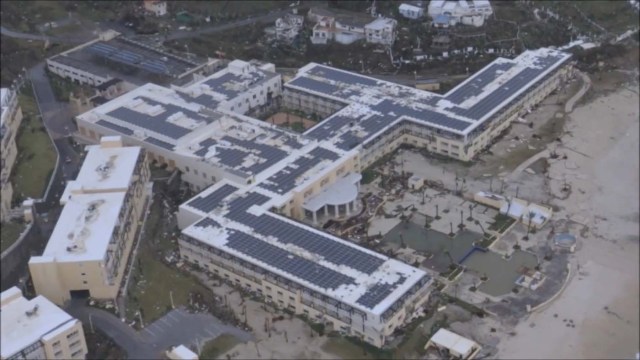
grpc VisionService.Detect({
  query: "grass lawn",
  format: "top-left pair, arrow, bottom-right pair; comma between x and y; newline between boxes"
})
322,338 -> 379,360
125,194 -> 213,325
46,72 -> 93,102
0,221 -> 27,253
488,213 -> 516,234
11,84 -> 56,202
200,334 -> 239,359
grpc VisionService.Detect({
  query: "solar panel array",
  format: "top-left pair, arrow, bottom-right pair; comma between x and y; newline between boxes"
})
335,132 -> 362,150
307,65 -> 378,87
288,76 -> 340,96
107,106 -> 192,139
195,217 -> 221,228
373,99 -> 471,131
248,214 -> 385,274
308,147 -> 340,161
225,230 -> 356,290
451,68 -> 540,120
219,136 -> 288,174
145,137 -> 174,150
96,120 -> 134,135
216,147 -> 250,168
356,275 -> 407,309
259,147 -> 338,194
187,184 -> 239,212
306,115 -> 357,140
141,97 -> 213,124
86,38 -> 202,77
445,62 -> 515,104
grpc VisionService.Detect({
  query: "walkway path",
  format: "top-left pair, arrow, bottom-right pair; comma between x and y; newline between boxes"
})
66,303 -> 253,359
564,71 -> 591,114
0,26 -> 88,44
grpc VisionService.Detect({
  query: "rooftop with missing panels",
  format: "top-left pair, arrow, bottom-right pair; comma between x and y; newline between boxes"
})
1,287 -> 77,359
288,48 -> 571,148
35,191 -> 127,263
181,184 -> 429,316
33,137 -> 142,263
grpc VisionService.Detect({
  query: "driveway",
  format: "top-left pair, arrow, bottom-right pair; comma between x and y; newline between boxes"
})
165,9 -> 291,41
0,26 -> 89,44
66,304 -> 253,359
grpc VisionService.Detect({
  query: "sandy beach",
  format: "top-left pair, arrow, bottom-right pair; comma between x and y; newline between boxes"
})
497,86 -> 640,359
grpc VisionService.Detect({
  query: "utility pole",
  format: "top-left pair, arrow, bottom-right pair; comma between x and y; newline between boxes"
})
170,291 -> 175,309
138,309 -> 144,328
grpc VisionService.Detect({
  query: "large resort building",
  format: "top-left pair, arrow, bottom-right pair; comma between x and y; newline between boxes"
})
28,137 -> 150,306
1,88 -> 23,222
73,49 -> 571,347
1,287 -> 87,360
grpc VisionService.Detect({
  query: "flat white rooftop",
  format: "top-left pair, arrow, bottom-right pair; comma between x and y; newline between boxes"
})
72,141 -> 141,192
39,191 -> 126,262
1,287 -> 76,359
182,187 -> 429,317
429,328 -> 479,357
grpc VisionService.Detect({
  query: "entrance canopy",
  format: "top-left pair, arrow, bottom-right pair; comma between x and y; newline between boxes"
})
303,173 -> 361,212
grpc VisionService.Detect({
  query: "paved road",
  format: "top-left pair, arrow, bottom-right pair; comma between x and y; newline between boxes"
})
66,304 -> 253,359
0,26 -> 89,44
165,9 -> 291,41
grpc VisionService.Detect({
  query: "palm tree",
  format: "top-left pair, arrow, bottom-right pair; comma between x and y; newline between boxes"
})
524,211 -> 536,240
459,210 -> 465,229
449,222 -> 454,237
475,220 -> 486,235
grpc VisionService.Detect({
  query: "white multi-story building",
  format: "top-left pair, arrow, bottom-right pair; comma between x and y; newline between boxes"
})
1,88 -> 23,222
143,0 -> 167,17
428,0 -> 493,27
399,3 -> 426,19
275,14 -> 304,43
309,8 -> 396,46
28,136 -> 150,306
365,18 -> 398,46
1,287 -> 88,360
72,48 -> 571,347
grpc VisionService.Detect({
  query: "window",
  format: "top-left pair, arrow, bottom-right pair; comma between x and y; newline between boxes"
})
66,330 -> 79,340
70,340 -> 81,348
194,169 -> 199,175
277,291 -> 283,296
202,172 -> 206,178
52,341 -> 61,347
54,350 -> 63,358
289,296 -> 295,301
82,281 -> 88,284
71,349 -> 83,358
185,166 -> 190,173
266,286 -> 272,291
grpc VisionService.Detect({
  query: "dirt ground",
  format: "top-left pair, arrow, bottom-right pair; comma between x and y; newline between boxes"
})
191,272 -> 339,360
265,112 -> 316,130
496,80 -> 639,359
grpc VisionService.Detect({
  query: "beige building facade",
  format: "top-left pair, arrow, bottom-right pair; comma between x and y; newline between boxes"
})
1,88 -> 24,221
1,287 -> 87,360
28,136 -> 150,305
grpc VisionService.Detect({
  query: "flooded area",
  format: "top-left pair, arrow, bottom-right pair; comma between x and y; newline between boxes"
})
383,221 -> 481,273
383,218 -> 538,297
463,250 -> 538,297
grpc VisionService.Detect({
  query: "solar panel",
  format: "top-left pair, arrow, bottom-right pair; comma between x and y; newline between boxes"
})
225,230 -> 356,290
307,65 -> 377,87
247,213 -> 385,274
96,120 -> 133,135
145,137 -> 174,150
356,275 -> 407,309
195,217 -> 221,228
187,184 -> 239,212
288,76 -> 340,96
